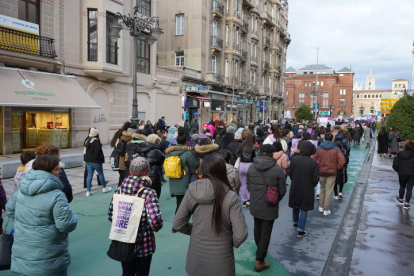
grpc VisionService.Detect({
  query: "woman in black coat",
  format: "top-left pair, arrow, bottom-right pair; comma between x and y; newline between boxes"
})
288,141 -> 319,237
377,127 -> 389,158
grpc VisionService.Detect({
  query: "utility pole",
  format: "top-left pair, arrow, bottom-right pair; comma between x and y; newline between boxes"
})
314,47 -> 320,121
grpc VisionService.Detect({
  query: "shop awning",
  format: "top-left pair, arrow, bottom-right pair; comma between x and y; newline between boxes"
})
0,67 -> 100,108
187,93 -> 211,101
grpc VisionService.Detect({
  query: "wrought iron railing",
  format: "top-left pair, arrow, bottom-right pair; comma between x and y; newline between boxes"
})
212,1 -> 224,16
212,73 -> 225,83
233,42 -> 241,53
0,26 -> 56,58
211,35 -> 223,50
241,20 -> 249,32
241,50 -> 248,60
262,36 -> 270,47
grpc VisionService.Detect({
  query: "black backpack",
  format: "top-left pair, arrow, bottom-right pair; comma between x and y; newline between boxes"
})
110,141 -> 128,171
124,143 -> 146,168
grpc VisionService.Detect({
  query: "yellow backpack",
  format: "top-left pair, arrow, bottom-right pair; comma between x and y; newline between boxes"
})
164,155 -> 186,179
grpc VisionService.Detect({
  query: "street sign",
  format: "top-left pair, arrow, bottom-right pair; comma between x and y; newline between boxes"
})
313,103 -> 319,110
319,111 -> 329,115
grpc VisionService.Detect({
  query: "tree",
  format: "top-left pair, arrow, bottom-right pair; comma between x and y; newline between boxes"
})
295,104 -> 314,122
386,95 -> 414,140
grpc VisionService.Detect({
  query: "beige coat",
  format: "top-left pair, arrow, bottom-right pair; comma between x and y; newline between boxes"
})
173,179 -> 248,276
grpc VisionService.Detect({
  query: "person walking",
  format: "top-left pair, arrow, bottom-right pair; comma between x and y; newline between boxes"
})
191,118 -> 199,132
377,127 -> 389,158
111,122 -> 133,186
389,126 -> 400,158
6,155 -> 78,276
363,124 -> 372,148
84,127 -> 112,196
144,120 -> 154,135
263,124 -> 288,152
333,141 -> 349,200
165,133 -> 199,218
157,116 -> 166,132
312,133 -> 346,216
353,123 -> 364,147
173,154 -> 248,276
273,141 -> 290,176
393,140 -> 414,209
108,157 -> 163,276
238,132 -> 259,207
219,125 -> 235,150
247,144 -> 286,272
288,141 -> 319,237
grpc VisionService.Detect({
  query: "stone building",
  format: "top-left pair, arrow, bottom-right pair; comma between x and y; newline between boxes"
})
285,65 -> 354,118
157,0 -> 291,125
352,90 -> 390,117
0,0 -> 180,154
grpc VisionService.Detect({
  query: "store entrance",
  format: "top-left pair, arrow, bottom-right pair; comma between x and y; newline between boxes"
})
11,107 -> 71,153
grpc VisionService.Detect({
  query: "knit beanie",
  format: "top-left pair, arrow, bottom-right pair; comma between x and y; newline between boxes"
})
89,127 -> 99,137
129,157 -> 150,176
226,126 -> 235,133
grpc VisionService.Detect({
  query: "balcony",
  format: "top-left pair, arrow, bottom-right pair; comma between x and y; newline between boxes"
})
211,35 -> 223,52
241,50 -> 248,61
262,36 -> 270,48
260,11 -> 276,26
232,43 -> 241,54
0,26 -> 56,58
242,0 -> 255,9
211,1 -> 224,19
251,30 -> 259,41
262,61 -> 270,71
206,72 -> 225,85
241,20 -> 249,33
233,10 -> 242,22
250,56 -> 258,66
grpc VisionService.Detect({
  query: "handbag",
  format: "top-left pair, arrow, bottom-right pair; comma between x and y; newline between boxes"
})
0,218 -> 13,271
259,172 -> 279,206
107,187 -> 147,262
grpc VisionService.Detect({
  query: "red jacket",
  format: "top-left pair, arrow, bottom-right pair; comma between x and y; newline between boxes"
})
312,141 -> 346,176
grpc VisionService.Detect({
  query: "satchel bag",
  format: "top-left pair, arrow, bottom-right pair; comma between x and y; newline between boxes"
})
259,172 -> 279,206
0,218 -> 13,271
107,187 -> 146,262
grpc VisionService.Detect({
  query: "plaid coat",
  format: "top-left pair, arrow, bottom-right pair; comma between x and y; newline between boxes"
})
108,175 -> 163,257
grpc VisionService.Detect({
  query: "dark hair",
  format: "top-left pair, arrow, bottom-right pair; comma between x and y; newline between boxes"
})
36,145 -> 60,156
20,151 -> 36,166
256,128 -> 264,137
110,129 -> 123,148
271,124 -> 282,139
32,154 -> 60,173
334,141 -> 342,149
220,149 -> 232,163
240,134 -> 255,154
282,129 -> 290,136
273,141 -> 283,152
302,132 -> 311,141
177,134 -> 187,145
129,123 -> 138,129
404,140 -> 414,151
325,133 -> 333,141
122,121 -> 131,131
200,154 -> 232,236
199,138 -> 211,146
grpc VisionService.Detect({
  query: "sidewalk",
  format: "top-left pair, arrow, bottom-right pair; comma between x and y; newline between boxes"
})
349,151 -> 414,275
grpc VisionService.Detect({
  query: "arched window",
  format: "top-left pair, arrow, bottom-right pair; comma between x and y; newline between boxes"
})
364,95 -> 367,98
368,95 -> 371,98
357,95 -> 359,98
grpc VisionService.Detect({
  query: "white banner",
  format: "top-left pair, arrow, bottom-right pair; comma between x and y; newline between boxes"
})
0,14 -> 39,35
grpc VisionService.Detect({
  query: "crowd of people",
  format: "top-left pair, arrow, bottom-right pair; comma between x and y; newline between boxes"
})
0,115 -> 412,276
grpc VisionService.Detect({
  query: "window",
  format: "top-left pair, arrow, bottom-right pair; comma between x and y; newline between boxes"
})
299,99 -> 305,104
340,99 -> 345,107
321,81 -> 324,86
212,20 -> 218,37
299,93 -> 305,98
176,14 -> 184,35
322,99 -> 329,108
136,0 -> 151,17
106,12 -> 118,64
88,9 -> 98,61
225,59 -> 229,78
234,61 -> 238,78
364,95 -> 367,98
226,0 -> 230,12
357,95 -> 359,98
304,72 -> 307,74
395,84 -> 397,88
18,0 -> 40,24
137,35 -> 150,74
175,51 -> 184,66
339,89 -> 346,95
305,81 -> 308,87
368,95 -> 371,98
312,81 -> 315,87
212,55 -> 217,73
323,93 -> 329,98
225,25 -> 230,46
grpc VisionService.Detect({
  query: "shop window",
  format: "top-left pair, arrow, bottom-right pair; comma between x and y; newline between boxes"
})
18,0 -> 40,24
137,35 -> 150,74
136,0 -> 151,17
106,12 -> 118,64
88,9 -> 98,61
11,109 -> 71,152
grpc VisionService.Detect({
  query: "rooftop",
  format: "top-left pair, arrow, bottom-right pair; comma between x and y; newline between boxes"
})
299,64 -> 332,70
393,78 -> 408,81
286,67 -> 296,73
337,67 -> 354,73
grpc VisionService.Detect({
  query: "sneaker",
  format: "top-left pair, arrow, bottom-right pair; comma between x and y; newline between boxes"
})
86,191 -> 92,197
339,193 -> 343,199
318,207 -> 324,213
403,203 -> 411,210
254,260 -> 270,272
293,223 -> 298,228
323,210 -> 331,216
297,231 -> 307,238
333,196 -> 339,200
316,194 -> 319,200
245,200 -> 250,207
102,187 -> 112,193
396,197 -> 404,205
243,201 -> 247,208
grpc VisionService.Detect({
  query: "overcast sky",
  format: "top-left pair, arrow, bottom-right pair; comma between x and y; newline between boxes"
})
286,0 -> 414,90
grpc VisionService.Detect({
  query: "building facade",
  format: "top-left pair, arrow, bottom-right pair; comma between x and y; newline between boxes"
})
352,90 -> 391,117
0,0 -> 180,154
157,0 -> 291,125
285,65 -> 354,119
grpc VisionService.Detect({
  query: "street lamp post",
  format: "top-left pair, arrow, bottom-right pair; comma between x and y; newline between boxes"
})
109,7 -> 164,124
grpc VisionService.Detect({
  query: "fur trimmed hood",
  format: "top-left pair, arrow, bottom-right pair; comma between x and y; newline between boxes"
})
132,133 -> 147,141
121,131 -> 133,142
165,145 -> 190,154
195,143 -> 219,154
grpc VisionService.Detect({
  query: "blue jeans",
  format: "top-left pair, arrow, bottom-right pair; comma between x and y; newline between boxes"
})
86,162 -> 107,191
292,209 -> 308,232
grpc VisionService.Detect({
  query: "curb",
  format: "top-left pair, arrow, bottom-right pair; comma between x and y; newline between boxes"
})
321,142 -> 375,276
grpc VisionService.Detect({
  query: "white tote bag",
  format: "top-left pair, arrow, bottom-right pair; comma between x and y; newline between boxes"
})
109,187 -> 146,243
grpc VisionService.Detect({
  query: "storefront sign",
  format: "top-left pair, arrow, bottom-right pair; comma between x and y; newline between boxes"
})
237,99 -> 245,104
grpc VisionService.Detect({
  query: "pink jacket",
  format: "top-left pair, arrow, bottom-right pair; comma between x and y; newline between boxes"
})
206,124 -> 215,136
273,151 -> 290,175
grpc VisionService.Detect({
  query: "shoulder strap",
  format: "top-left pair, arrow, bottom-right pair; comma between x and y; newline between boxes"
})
135,187 -> 146,198
191,202 -> 200,214
259,172 -> 269,188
